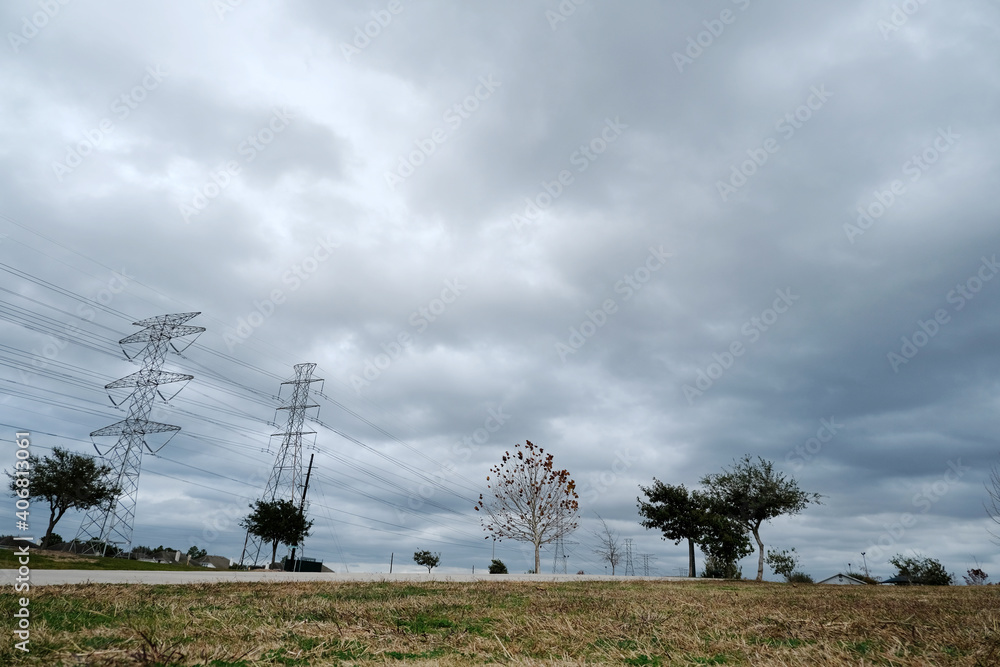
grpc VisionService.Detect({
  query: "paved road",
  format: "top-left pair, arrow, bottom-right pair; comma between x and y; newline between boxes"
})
1,569 -> 685,586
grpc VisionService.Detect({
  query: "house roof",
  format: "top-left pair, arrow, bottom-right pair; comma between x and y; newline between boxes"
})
817,573 -> 868,585
193,555 -> 232,569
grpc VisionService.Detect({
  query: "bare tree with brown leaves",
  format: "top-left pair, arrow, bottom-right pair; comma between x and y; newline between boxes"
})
475,440 -> 579,574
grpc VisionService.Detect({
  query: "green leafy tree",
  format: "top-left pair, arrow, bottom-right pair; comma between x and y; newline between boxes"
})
413,550 -> 440,573
765,547 -> 799,581
701,455 -> 822,581
475,440 -> 579,575
488,559 -> 508,574
637,482 -> 706,577
7,447 -> 121,548
698,498 -> 754,572
638,481 -> 752,577
187,545 -> 207,559
240,499 -> 313,567
889,553 -> 953,585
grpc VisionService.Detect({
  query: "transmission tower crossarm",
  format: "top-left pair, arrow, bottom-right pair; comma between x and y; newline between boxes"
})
105,371 -> 193,389
90,420 -> 181,437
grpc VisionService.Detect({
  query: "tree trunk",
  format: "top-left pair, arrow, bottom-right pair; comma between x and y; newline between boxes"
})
43,505 -> 64,549
534,539 -> 541,574
271,540 -> 279,569
753,528 -> 764,581
688,538 -> 696,577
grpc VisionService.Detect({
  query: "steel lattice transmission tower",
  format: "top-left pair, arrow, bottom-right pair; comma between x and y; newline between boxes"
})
551,516 -> 576,574
623,538 -> 635,576
240,363 -> 322,568
75,312 -> 204,556
552,536 -> 567,574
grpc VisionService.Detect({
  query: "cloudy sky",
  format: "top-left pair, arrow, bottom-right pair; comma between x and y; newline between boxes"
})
2,0 -> 999,580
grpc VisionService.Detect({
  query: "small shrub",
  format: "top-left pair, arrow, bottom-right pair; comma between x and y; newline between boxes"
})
765,548 -> 799,580
42,533 -> 64,548
889,553 -> 953,586
787,571 -> 813,584
964,568 -> 989,586
702,555 -> 741,579
488,559 -> 508,574
845,571 -> 879,585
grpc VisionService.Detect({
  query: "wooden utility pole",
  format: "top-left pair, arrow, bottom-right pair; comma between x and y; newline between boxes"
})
289,453 -> 315,571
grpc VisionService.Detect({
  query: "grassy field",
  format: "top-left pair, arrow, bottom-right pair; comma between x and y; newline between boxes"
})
0,547 -> 208,571
1,579 -> 997,666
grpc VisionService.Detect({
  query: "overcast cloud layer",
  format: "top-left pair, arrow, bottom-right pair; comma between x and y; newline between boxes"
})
2,0 -> 999,580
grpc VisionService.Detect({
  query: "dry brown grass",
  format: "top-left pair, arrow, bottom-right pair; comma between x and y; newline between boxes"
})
2,579 -> 997,665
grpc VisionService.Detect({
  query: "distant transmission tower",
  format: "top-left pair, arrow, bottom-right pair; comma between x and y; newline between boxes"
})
552,537 -> 566,573
623,538 -> 635,576
640,553 -> 656,577
551,516 -> 577,573
240,363 -> 322,568
75,312 -> 204,556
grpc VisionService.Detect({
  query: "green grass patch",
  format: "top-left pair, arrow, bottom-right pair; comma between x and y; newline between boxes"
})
460,617 -> 494,637
594,638 -> 642,651
384,647 -> 449,660
0,547 -> 206,570
33,598 -> 122,632
321,640 -> 368,661
79,635 -> 131,650
260,647 -> 310,665
395,612 -> 455,633
845,639 -> 876,656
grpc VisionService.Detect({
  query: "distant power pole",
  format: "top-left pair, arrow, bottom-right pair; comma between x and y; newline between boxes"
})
240,363 -> 322,568
624,538 -> 635,576
75,312 -> 204,557
287,452 -> 315,571
640,553 -> 656,577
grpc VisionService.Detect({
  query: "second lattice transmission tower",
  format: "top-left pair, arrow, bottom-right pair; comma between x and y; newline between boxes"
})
240,363 -> 322,567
